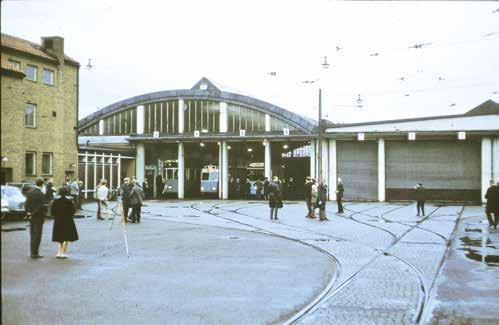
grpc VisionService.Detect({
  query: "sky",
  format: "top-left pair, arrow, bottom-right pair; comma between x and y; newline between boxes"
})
2,0 -> 499,124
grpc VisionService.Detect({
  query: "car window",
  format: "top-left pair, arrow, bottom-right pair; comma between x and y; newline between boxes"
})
3,187 -> 22,196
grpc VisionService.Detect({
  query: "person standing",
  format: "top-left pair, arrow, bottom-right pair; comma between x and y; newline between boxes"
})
142,179 -> 149,200
268,176 -> 283,220
317,178 -> 329,221
25,178 -> 46,258
311,179 -> 318,218
485,180 -> 498,231
415,183 -> 426,216
68,178 -> 80,210
120,177 -> 132,222
77,180 -> 83,209
128,180 -> 145,223
336,178 -> 344,214
304,177 -> 315,218
51,187 -> 79,258
263,177 -> 270,200
96,179 -> 110,220
44,179 -> 56,218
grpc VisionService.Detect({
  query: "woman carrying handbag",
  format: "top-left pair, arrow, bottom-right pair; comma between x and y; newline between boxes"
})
51,187 -> 79,259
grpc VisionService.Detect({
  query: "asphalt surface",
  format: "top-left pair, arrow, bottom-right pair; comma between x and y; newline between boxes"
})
2,200 -> 498,324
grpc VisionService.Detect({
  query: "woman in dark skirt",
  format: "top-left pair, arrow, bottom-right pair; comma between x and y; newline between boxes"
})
51,187 -> 79,258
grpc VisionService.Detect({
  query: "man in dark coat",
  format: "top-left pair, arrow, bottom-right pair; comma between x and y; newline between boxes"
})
268,176 -> 283,220
263,177 -> 270,200
120,177 -> 132,223
25,178 -> 46,258
304,177 -> 314,218
485,180 -> 498,230
415,183 -> 426,216
336,178 -> 344,214
128,181 -> 145,223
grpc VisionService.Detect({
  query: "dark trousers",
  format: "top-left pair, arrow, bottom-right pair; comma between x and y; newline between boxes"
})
305,198 -> 313,217
270,207 -> 279,220
336,194 -> 344,213
29,216 -> 44,256
486,210 -> 497,228
97,200 -> 108,218
417,201 -> 425,216
131,204 -> 141,222
71,195 -> 79,210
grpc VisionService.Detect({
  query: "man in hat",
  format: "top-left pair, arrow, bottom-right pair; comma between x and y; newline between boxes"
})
304,176 -> 315,218
415,183 -> 426,216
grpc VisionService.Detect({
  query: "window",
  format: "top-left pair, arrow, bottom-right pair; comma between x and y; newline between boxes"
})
43,68 -> 54,85
25,152 -> 36,176
26,65 -> 37,81
8,59 -> 20,70
25,103 -> 36,127
42,153 -> 53,175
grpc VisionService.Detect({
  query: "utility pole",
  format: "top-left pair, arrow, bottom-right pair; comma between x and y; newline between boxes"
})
317,88 -> 322,182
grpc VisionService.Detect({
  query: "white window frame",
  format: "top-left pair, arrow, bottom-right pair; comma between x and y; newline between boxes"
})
42,68 -> 54,86
26,65 -> 37,81
25,103 -> 37,128
42,152 -> 53,175
25,152 -> 36,176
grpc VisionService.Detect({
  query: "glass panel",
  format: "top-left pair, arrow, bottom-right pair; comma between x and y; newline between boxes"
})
42,153 -> 52,175
26,65 -> 37,81
43,69 -> 54,85
132,107 -> 137,133
25,103 -> 36,127
25,152 -> 35,175
144,105 -> 150,133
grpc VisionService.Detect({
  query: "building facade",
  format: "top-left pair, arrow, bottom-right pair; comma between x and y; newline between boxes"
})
1,33 -> 80,186
78,77 -> 499,203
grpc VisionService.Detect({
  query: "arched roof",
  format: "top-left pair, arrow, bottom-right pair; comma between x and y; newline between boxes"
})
78,77 -> 317,134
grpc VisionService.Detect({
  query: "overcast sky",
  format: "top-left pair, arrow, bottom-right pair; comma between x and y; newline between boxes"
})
2,0 -> 499,123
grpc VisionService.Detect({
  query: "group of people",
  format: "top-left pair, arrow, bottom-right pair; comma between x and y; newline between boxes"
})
95,177 -> 145,223
303,177 -> 344,221
229,176 -> 299,200
25,178 -> 79,259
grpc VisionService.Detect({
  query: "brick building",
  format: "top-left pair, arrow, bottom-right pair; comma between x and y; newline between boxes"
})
1,33 -> 80,185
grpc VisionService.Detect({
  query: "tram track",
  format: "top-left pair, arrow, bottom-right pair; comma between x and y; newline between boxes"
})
81,200 -> 458,324
210,201 -> 443,324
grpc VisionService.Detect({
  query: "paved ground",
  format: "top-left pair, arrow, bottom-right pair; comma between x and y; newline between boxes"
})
2,200 -> 498,324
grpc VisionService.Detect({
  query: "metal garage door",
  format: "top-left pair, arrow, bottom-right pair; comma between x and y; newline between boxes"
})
337,141 -> 378,201
385,140 -> 481,202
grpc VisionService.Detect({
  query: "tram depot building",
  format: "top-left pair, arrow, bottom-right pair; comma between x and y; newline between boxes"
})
77,78 -> 499,203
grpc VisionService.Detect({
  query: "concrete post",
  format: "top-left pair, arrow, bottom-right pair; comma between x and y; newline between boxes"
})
220,102 -> 228,133
482,137 -> 492,203
219,143 -> 222,199
328,139 -> 337,201
135,144 -> 145,184
264,140 -> 271,179
136,105 -> 144,134
109,153 -> 113,191
378,138 -> 386,202
93,152 -> 97,197
178,142 -> 185,199
321,139 -> 329,197
178,99 -> 184,134
84,151 -> 88,199
117,154 -> 121,187
493,138 -> 499,182
222,141 -> 229,199
310,139 -> 316,179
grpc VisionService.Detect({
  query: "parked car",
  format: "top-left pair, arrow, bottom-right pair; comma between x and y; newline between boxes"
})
6,182 -> 36,196
1,196 -> 8,219
1,185 -> 27,219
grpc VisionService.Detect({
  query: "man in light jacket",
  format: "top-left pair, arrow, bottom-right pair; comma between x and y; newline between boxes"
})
96,179 -> 110,220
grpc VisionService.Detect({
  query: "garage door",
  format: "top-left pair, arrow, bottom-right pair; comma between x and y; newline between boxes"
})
385,141 -> 481,202
337,141 -> 378,201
